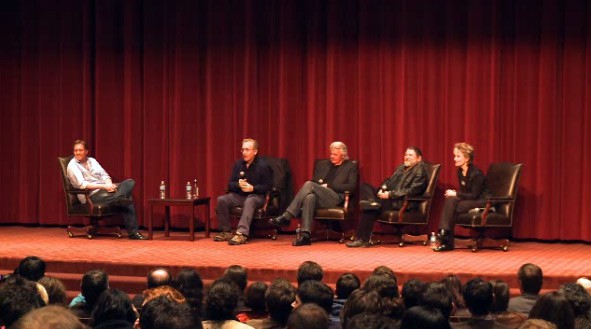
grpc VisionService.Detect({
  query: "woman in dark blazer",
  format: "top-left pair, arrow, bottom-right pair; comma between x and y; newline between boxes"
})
434,142 -> 488,252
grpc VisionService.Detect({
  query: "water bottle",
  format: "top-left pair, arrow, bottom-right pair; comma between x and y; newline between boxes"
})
159,181 -> 166,199
429,232 -> 437,249
186,181 -> 192,199
193,179 -> 199,199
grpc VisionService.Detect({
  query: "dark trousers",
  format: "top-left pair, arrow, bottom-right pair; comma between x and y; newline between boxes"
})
216,192 -> 266,236
285,181 -> 342,233
355,183 -> 398,241
90,179 -> 139,234
438,196 -> 486,231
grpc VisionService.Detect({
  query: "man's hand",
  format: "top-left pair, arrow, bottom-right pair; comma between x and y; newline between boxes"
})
239,179 -> 253,192
377,190 -> 390,199
444,189 -> 457,198
104,183 -> 118,193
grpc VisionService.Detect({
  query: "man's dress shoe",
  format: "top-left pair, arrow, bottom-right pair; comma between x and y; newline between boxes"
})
268,215 -> 290,227
292,235 -> 311,246
128,232 -> 148,240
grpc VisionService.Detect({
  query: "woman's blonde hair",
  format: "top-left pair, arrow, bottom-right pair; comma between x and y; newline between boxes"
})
454,142 -> 475,164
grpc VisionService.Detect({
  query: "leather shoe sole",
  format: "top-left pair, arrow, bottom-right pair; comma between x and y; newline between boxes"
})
292,236 -> 311,246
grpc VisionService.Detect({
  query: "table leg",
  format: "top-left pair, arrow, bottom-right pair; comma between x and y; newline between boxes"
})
165,206 -> 170,237
190,204 -> 195,241
206,199 -> 210,238
148,204 -> 153,240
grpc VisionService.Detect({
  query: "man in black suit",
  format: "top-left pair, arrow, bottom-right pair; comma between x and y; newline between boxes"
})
346,146 -> 428,248
270,141 -> 358,246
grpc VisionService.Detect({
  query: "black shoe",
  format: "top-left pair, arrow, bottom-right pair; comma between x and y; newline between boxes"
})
346,239 -> 370,248
433,243 -> 454,252
128,232 -> 148,240
269,215 -> 290,227
292,235 -> 311,246
359,200 -> 381,211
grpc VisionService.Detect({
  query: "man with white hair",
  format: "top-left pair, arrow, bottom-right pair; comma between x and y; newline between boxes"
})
270,141 -> 358,246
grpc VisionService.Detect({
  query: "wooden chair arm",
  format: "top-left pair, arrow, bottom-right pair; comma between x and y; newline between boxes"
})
342,191 -> 351,212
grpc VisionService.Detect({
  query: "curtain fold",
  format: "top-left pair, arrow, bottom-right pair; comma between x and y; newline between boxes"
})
1,0 -> 590,241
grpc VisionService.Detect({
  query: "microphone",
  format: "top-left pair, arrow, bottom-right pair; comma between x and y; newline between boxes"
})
318,179 -> 324,184
239,171 -> 245,179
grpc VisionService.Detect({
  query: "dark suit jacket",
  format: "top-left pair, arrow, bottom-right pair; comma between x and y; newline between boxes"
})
312,159 -> 358,199
381,162 -> 428,210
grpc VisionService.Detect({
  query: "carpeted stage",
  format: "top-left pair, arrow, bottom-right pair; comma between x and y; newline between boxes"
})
1,226 -> 590,299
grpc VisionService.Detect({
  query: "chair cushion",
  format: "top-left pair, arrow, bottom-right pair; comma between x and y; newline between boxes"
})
376,210 -> 428,224
314,208 -> 346,220
456,211 -> 511,227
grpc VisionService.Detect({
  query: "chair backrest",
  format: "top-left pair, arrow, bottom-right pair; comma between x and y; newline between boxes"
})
486,162 -> 523,217
261,156 -> 294,213
58,156 -> 80,212
417,162 -> 441,215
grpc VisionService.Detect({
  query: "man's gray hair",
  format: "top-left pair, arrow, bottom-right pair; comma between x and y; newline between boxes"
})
329,141 -> 349,159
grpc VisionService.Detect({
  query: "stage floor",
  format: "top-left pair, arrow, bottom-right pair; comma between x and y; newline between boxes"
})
1,226 -> 590,297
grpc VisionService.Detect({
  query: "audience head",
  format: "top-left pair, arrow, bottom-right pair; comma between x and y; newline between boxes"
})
420,281 -> 454,319
265,278 -> 296,326
402,279 -> 425,309
245,281 -> 268,313
340,289 -> 382,329
348,312 -> 399,329
173,268 -> 204,318
91,288 -> 137,328
81,269 -> 109,309
143,285 -> 186,305
577,277 -> 591,293
336,273 -> 361,300
0,275 -> 45,327
38,276 -> 67,305
529,291 -> 574,329
518,263 -> 543,295
453,142 -> 475,164
222,265 -> 248,293
362,274 -> 399,298
296,261 -> 323,285
17,256 -> 46,282
401,306 -> 452,329
11,305 -> 88,329
441,274 -> 465,309
462,277 -> 494,316
372,266 -> 398,282
559,282 -> 591,318
147,268 -> 172,289
287,303 -> 329,329
490,279 -> 511,313
296,280 -> 334,314
204,278 -> 240,321
139,296 -> 201,329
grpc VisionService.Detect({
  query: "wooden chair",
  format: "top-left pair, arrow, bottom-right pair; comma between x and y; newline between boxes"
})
455,162 -> 522,252
373,163 -> 441,246
58,156 -> 121,239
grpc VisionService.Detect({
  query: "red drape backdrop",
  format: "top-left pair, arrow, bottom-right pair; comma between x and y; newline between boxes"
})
1,0 -> 590,241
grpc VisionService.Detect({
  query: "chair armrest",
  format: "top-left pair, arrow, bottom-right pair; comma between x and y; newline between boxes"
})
67,188 -> 91,195
405,195 -> 430,202
485,196 -> 514,203
342,191 -> 350,212
261,191 -> 271,213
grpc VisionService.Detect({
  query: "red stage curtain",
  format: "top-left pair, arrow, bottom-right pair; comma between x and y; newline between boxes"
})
0,0 -> 590,241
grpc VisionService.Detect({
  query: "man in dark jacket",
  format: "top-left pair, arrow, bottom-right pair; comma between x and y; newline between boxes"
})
347,146 -> 428,247
270,141 -> 358,246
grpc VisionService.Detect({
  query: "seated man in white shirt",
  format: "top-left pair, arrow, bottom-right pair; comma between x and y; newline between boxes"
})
66,139 -> 147,240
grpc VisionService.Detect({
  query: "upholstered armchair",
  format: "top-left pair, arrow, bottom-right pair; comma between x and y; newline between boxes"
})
373,163 -> 441,246
58,156 -> 122,239
455,162 -> 523,251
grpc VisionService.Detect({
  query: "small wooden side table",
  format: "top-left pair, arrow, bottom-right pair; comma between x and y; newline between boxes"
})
147,197 -> 211,241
